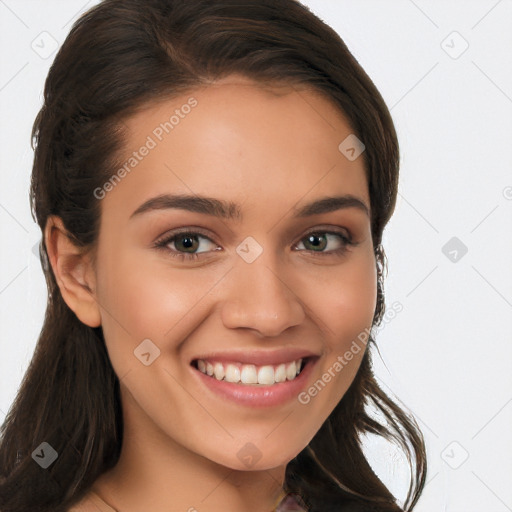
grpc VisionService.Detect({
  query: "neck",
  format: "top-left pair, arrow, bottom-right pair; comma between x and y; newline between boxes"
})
92,384 -> 287,512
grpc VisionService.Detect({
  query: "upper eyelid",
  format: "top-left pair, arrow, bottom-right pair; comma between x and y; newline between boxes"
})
295,226 -> 353,249
293,230 -> 354,251
154,226 -> 217,243
155,226 -> 353,250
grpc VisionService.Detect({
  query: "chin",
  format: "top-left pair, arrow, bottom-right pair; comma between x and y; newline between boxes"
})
207,439 -> 308,472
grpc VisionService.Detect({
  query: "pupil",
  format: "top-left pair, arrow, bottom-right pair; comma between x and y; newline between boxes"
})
179,235 -> 197,251
307,234 -> 326,250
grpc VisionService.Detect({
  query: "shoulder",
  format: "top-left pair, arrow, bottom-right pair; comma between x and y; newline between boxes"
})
67,498 -> 96,512
67,490 -> 116,512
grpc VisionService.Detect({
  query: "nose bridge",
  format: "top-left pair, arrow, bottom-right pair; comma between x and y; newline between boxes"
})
220,244 -> 305,336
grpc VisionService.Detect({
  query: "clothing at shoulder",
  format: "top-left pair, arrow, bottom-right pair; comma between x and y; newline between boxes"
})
276,493 -> 308,511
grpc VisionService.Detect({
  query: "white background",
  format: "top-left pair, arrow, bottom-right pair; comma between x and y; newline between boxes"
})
0,1 -> 511,510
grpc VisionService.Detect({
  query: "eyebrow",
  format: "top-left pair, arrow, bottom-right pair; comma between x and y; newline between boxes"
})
129,193 -> 370,220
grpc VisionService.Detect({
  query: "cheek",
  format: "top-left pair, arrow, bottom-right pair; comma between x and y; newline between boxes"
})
334,266 -> 376,344
95,247 -> 222,366
309,253 -> 377,348
307,252 -> 376,393
287,254 -> 376,440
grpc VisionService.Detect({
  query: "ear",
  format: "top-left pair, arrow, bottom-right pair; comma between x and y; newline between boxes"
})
44,215 -> 101,328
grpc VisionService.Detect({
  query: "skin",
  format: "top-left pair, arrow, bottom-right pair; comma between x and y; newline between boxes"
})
46,74 -> 377,512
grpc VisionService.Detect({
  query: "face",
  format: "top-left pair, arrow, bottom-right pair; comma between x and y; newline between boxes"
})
91,74 -> 376,471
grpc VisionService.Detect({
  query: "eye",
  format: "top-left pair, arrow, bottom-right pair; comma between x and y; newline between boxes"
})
294,229 -> 355,256
153,227 -> 357,262
154,229 -> 220,261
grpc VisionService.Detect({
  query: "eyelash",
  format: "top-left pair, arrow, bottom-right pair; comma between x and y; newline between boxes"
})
153,227 -> 357,262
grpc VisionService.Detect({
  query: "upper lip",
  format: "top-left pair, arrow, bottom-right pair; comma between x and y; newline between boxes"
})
190,347 -> 320,366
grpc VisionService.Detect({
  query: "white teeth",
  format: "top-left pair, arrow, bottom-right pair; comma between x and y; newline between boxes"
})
241,364 -> 258,384
213,362 -> 225,380
274,364 -> 287,383
286,361 -> 297,380
195,358 -> 305,385
257,365 -> 274,385
224,364 -> 241,383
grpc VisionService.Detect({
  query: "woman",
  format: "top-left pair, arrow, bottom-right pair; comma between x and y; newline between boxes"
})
0,1 -> 426,511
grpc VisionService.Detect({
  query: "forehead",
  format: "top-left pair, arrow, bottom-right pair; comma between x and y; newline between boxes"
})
102,76 -> 369,222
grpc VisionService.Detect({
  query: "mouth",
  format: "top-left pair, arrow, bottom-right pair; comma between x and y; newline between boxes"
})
188,348 -> 320,407
191,357 -> 311,386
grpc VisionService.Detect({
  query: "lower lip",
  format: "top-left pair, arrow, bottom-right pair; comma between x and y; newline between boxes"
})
190,358 -> 317,408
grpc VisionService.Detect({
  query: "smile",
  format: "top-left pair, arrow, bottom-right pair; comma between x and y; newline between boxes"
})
189,349 -> 319,407
194,358 -> 305,386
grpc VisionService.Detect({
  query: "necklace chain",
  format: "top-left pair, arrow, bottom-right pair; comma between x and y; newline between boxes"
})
91,488 -> 293,512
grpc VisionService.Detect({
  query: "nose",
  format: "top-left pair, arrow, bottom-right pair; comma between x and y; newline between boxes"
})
220,254 -> 306,338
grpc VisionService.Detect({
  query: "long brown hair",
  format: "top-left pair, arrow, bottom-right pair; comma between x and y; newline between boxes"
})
0,1 -> 426,510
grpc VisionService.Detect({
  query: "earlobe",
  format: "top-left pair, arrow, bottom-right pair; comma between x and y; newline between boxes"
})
44,215 -> 101,328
